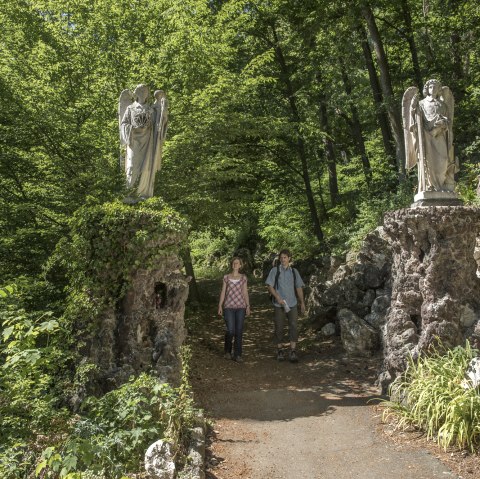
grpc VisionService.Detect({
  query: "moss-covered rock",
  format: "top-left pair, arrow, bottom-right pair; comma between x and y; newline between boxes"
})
57,198 -> 189,397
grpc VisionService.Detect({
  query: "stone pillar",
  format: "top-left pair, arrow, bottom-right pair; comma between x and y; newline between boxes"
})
380,206 -> 480,391
65,199 -> 189,397
111,254 -> 189,388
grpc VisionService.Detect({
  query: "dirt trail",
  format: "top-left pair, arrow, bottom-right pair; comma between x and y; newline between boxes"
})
188,281 -> 457,479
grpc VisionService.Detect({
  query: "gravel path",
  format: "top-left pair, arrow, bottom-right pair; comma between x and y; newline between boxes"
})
189,281 -> 457,479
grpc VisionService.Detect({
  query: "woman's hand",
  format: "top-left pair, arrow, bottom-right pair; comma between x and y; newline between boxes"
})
218,305 -> 223,316
246,305 -> 251,317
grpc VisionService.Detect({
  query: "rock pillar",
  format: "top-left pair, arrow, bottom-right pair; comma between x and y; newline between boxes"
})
63,199 -> 189,396
380,206 -> 480,391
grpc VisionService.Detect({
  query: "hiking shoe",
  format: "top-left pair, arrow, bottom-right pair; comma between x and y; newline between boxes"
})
276,349 -> 285,361
289,349 -> 298,363
224,352 -> 232,360
234,356 -> 243,363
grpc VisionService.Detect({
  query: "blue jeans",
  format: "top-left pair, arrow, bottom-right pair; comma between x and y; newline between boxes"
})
224,308 -> 246,358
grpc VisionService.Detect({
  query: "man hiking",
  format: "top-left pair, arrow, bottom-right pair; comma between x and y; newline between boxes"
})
265,249 -> 305,363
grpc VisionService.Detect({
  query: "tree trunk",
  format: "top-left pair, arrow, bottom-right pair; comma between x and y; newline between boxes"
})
297,136 -> 326,243
318,93 -> 340,206
339,62 -> 372,183
445,0 -> 466,101
316,168 -> 328,219
400,0 -> 423,89
361,2 -> 405,177
271,25 -> 325,243
358,24 -> 397,167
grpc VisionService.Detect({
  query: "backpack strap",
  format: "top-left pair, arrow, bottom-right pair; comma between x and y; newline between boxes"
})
273,264 -> 281,291
274,265 -> 298,292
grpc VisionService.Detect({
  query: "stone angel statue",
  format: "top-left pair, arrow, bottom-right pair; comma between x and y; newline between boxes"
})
403,79 -> 456,195
119,84 -> 168,199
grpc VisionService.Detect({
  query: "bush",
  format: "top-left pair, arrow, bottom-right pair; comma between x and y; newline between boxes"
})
1,279 -> 197,479
0,284 -> 71,479
189,228 -> 240,277
382,342 -> 480,451
35,370 -> 196,479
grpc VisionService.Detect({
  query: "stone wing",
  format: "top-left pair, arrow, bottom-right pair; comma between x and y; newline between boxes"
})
402,86 -> 418,170
441,86 -> 454,148
118,89 -> 133,145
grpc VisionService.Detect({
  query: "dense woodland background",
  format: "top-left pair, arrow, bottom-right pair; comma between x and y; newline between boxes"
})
0,0 -> 480,477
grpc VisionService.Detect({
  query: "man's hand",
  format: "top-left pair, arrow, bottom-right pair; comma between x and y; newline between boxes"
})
299,301 -> 306,315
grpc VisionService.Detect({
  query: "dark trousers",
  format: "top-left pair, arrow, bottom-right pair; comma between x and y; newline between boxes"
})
224,308 -> 246,358
273,305 -> 298,344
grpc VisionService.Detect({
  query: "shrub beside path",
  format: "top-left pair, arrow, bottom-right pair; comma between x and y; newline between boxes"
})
188,280 -> 458,479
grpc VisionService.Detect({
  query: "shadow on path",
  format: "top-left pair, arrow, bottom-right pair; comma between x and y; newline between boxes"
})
188,280 -> 383,419
187,279 -> 456,479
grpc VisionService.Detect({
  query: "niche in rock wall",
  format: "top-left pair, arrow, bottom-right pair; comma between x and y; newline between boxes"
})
419,249 -> 425,263
155,282 -> 167,310
154,282 -> 185,312
418,240 -> 430,263
410,314 -> 421,333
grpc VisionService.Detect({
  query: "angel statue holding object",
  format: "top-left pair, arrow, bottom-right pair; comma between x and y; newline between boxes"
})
119,84 -> 168,199
403,79 -> 457,196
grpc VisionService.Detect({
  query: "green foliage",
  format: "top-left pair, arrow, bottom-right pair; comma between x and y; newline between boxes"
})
345,183 -> 413,253
52,197 -> 188,307
34,368 -> 196,479
0,292 -> 197,479
382,342 -> 480,451
0,292 -> 71,479
456,161 -> 480,206
257,187 -> 319,258
2,0 -> 480,276
189,228 -> 240,277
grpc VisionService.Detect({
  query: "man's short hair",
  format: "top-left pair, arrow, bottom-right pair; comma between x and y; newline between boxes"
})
278,249 -> 292,259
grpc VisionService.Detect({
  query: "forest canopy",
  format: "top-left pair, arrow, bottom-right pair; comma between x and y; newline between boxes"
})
1,0 -> 479,276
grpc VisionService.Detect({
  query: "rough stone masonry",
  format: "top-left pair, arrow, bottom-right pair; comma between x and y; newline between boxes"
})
306,206 -> 480,393
379,206 -> 480,391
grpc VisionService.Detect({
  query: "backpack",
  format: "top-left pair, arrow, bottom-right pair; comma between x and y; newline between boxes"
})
269,264 -> 298,303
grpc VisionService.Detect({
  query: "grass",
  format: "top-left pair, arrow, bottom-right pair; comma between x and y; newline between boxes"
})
381,342 -> 480,451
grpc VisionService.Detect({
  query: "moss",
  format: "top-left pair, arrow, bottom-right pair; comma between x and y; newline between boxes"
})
48,198 -> 188,342
61,198 -> 186,299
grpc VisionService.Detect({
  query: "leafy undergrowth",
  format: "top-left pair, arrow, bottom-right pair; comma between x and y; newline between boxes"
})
382,342 -> 480,452
0,285 -> 198,479
35,370 -> 196,479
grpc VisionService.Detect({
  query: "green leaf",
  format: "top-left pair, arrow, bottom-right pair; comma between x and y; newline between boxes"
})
62,454 -> 77,473
35,460 -> 47,476
2,326 -> 14,341
38,319 -> 59,332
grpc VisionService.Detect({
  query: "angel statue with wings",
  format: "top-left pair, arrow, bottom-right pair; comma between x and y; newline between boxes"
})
403,79 -> 457,197
119,84 -> 168,199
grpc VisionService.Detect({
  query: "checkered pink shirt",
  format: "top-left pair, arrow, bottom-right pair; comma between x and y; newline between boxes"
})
223,275 -> 247,309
